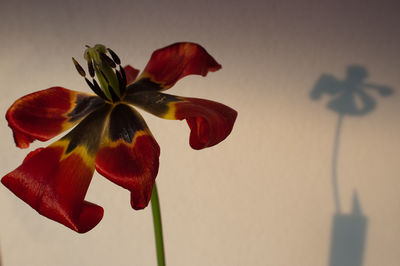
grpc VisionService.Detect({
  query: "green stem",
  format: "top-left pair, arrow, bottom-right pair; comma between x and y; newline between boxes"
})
151,182 -> 166,266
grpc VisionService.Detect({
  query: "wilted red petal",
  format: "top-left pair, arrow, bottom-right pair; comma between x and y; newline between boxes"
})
125,91 -> 237,149
129,42 -> 221,91
2,145 -> 102,233
6,87 -> 105,148
124,65 -> 140,85
1,105 -> 110,233
95,104 -> 160,210
178,98 -> 237,149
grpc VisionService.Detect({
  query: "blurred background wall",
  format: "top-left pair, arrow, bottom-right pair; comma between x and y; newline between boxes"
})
0,0 -> 399,265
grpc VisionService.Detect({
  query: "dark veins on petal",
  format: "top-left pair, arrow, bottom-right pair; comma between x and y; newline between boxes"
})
67,95 -> 106,122
64,104 -> 111,154
125,91 -> 183,117
109,104 -> 146,143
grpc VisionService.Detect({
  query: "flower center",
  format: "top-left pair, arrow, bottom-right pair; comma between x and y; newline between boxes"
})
72,44 -> 127,102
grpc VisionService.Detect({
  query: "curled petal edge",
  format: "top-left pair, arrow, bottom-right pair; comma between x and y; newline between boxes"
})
125,91 -> 237,149
1,146 -> 103,233
128,42 -> 221,92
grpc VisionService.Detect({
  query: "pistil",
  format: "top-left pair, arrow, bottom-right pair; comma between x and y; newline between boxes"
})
73,44 -> 127,102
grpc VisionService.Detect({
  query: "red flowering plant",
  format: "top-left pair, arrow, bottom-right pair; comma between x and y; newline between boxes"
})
2,42 -> 236,263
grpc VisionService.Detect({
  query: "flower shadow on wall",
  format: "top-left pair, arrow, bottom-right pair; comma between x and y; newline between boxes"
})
310,65 -> 394,266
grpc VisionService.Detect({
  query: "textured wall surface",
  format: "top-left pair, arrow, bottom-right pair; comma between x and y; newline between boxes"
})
0,1 -> 399,265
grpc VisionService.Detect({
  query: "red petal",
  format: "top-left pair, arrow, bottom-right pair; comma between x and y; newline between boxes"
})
124,65 -> 140,85
6,87 -> 105,148
2,146 -> 103,233
2,104 -> 110,233
175,98 -> 237,149
125,91 -> 237,149
136,42 -> 221,90
95,104 -> 160,210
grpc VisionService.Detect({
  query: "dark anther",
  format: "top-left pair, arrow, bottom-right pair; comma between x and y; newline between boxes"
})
87,59 -> 95,77
85,45 -> 90,48
92,79 -> 103,95
108,85 -> 120,102
100,53 -> 116,68
72,57 -> 86,77
116,70 -> 126,96
85,78 -> 107,99
119,65 -> 127,86
107,48 -> 121,65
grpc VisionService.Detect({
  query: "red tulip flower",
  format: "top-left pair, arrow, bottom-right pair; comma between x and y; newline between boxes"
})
2,42 -> 237,233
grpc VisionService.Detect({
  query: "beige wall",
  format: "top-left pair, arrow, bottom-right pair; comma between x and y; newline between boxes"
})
0,1 -> 399,265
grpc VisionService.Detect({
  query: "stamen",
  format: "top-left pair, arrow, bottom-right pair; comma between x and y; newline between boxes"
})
119,65 -> 127,86
100,53 -> 116,68
72,57 -> 86,77
116,70 -> 125,96
108,85 -> 120,102
87,59 -> 95,77
85,78 -> 107,99
107,48 -> 121,65
92,79 -> 103,94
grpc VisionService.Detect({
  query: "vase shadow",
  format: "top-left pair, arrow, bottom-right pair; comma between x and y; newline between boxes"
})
329,192 -> 367,266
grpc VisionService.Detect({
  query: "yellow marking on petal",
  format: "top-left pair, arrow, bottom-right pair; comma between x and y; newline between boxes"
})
137,72 -> 151,82
61,92 -> 80,131
101,130 -> 151,148
61,91 -> 99,131
162,102 -> 178,119
61,123 -> 71,131
50,139 -> 95,169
